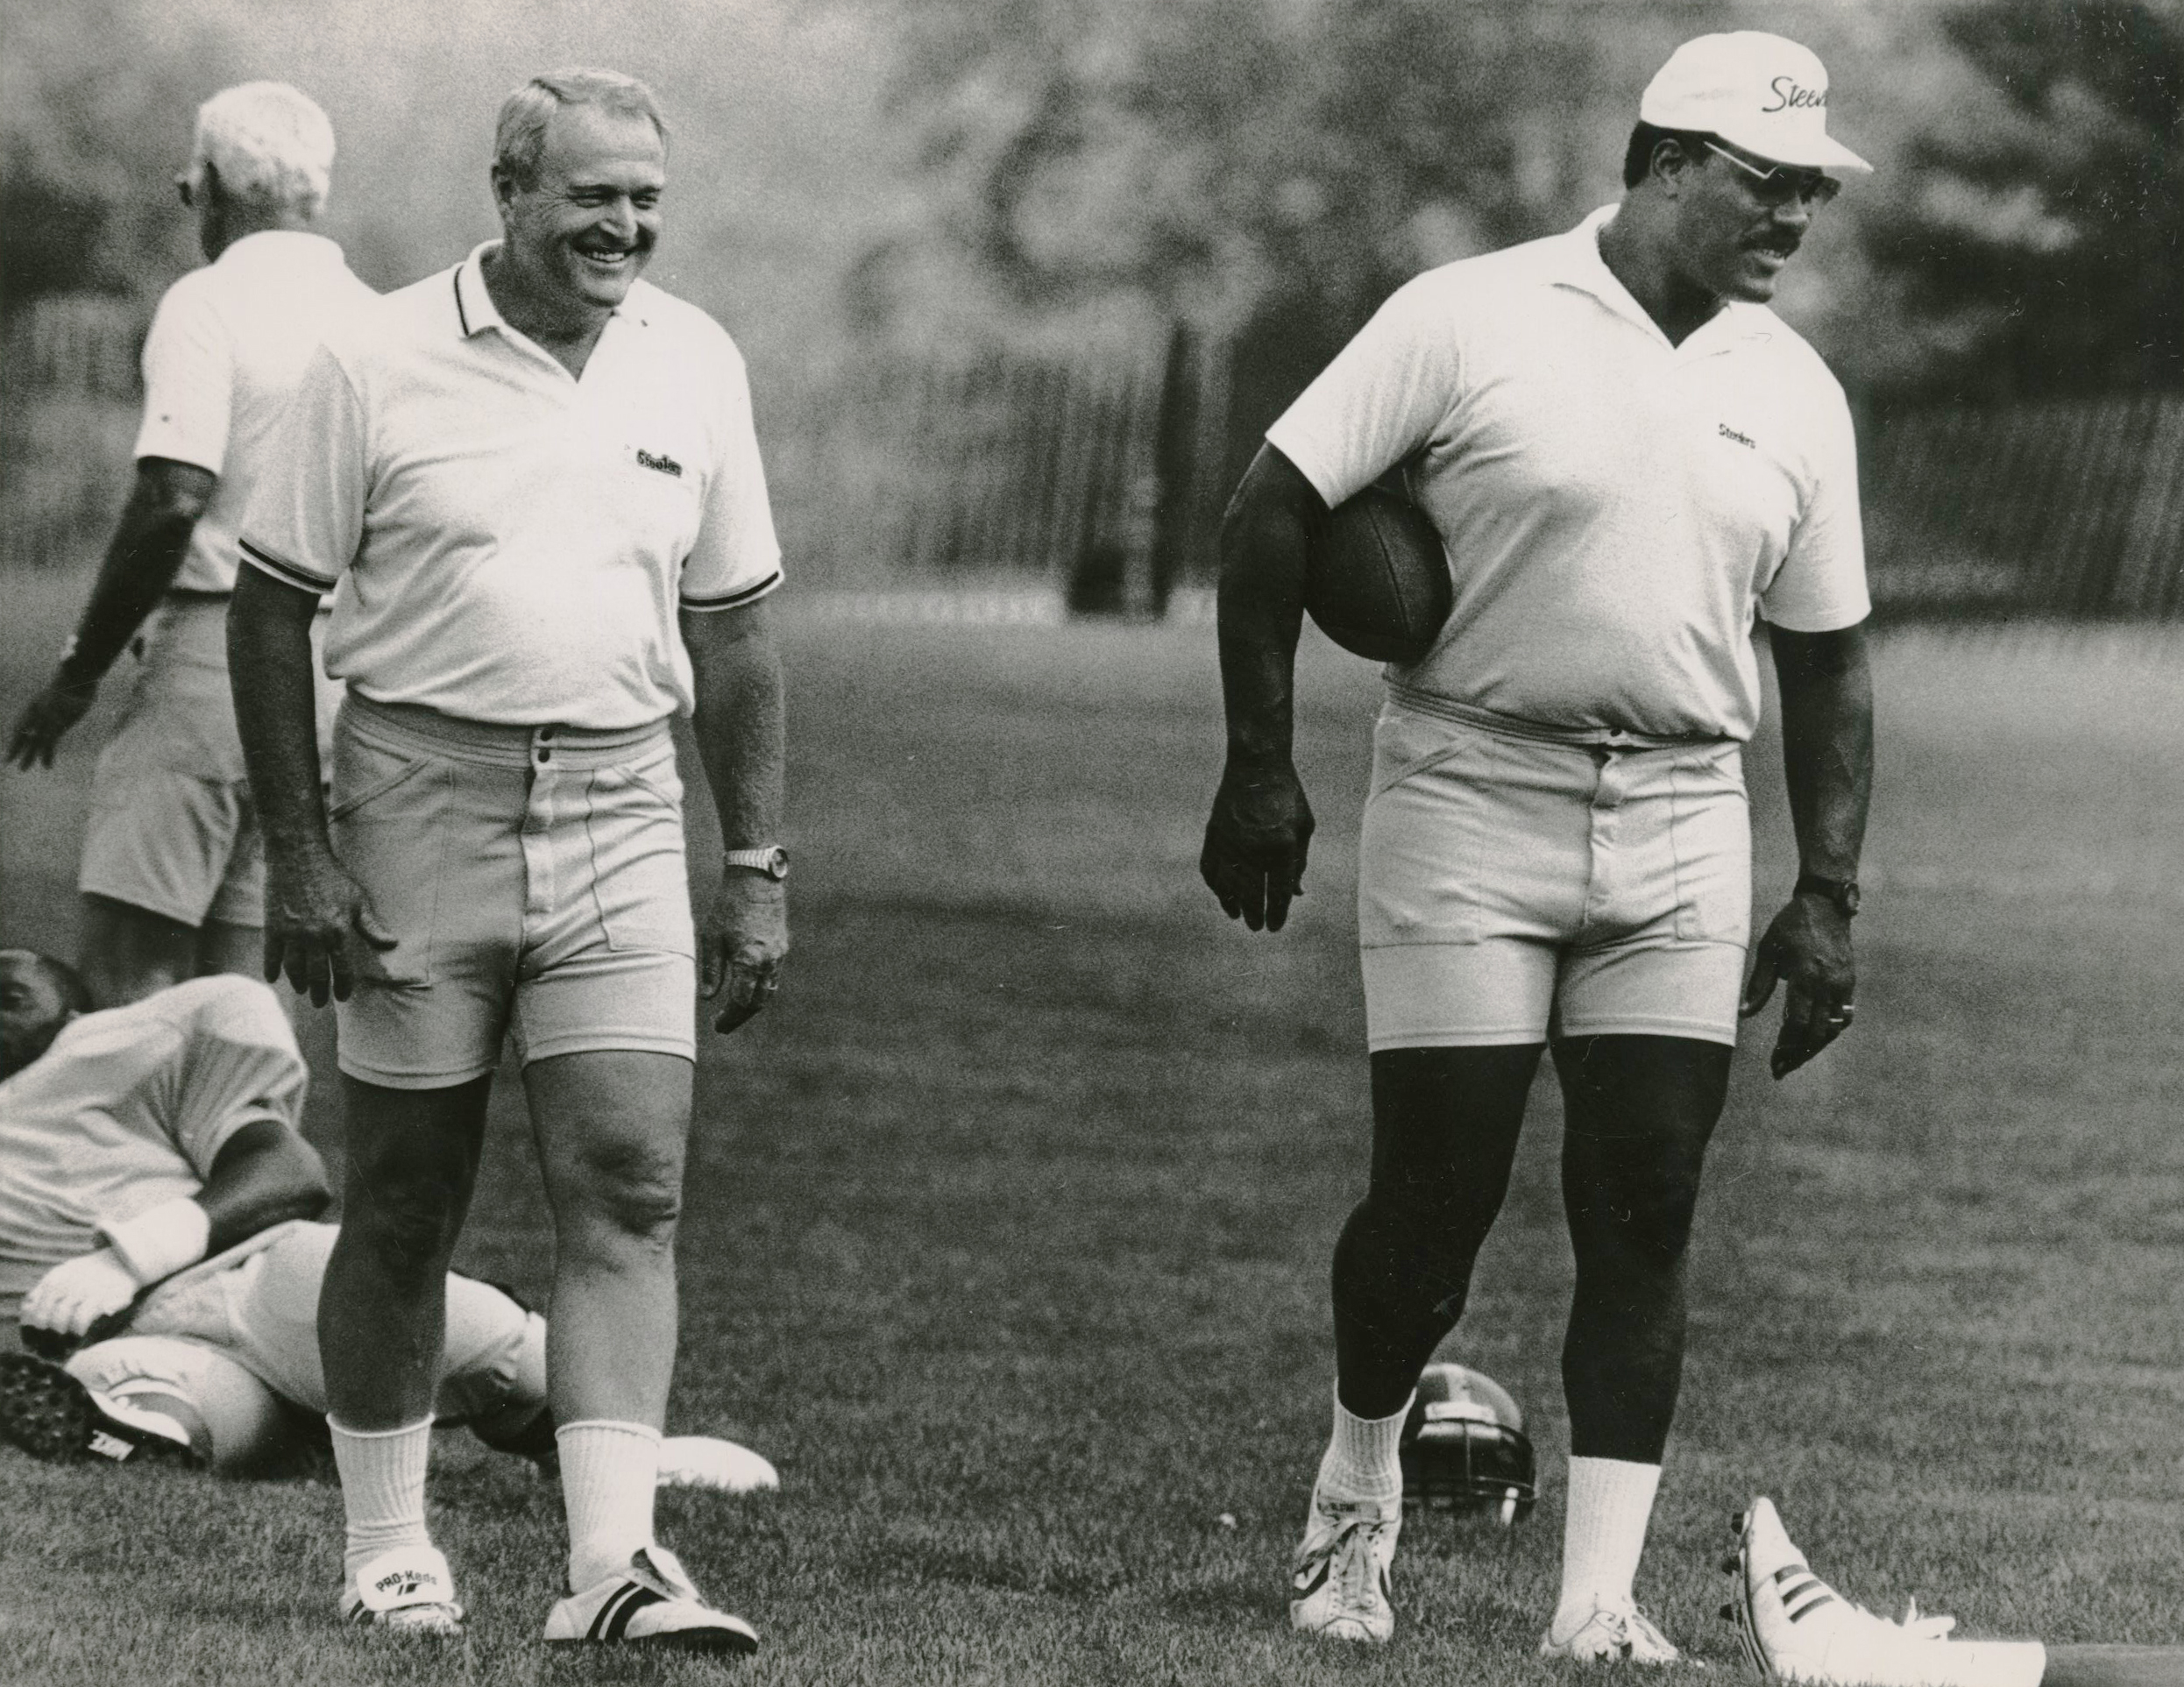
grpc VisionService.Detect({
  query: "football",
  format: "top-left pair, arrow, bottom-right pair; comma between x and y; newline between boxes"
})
1303,484 -> 1452,663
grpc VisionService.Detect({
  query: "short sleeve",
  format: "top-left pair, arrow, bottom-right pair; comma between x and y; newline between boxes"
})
165,979 -> 308,1178
133,276 -> 234,475
1264,272 -> 1466,508
678,345 -> 783,613
1759,380 -> 1871,633
238,341 -> 367,594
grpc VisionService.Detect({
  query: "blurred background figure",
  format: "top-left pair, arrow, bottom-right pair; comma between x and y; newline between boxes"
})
4,80 -> 368,1009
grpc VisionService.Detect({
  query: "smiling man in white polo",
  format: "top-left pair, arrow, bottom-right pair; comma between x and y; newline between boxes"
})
1201,32 -> 1876,1657
228,68 -> 786,1652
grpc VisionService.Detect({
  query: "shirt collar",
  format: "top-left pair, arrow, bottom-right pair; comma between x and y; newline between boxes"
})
216,229 -> 347,268
452,242 -> 506,339
1549,204 -> 1775,354
451,240 -> 642,342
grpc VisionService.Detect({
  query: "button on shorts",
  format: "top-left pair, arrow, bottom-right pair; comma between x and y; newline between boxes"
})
1357,699 -> 1751,1050
327,692 -> 698,1089
79,598 -> 342,928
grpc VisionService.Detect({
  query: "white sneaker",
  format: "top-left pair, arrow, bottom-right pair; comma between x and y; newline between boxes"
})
543,1544 -> 759,1655
0,1353 -> 198,1468
1542,1602 -> 1684,1664
339,1545 -> 465,1635
1726,1497 -> 2045,1687
656,1435 -> 779,1493
1288,1481 -> 1400,1644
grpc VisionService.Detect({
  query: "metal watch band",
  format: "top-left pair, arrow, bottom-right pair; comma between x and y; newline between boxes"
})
723,846 -> 790,881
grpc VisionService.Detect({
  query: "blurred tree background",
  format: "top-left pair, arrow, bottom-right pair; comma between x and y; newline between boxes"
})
6,0 -> 2180,408
4,0 -> 2181,606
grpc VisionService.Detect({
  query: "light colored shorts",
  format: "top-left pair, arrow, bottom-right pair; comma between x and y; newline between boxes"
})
328,692 -> 698,1089
78,596 -> 342,928
1357,696 -> 1751,1050
69,1219 -> 545,1471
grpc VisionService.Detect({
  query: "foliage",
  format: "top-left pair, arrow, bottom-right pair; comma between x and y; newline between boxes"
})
1862,0 -> 2184,402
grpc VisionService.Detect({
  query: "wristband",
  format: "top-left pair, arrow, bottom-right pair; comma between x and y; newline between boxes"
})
99,1196 -> 211,1287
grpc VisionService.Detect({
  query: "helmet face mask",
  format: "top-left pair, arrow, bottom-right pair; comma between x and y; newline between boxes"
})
1399,1363 -> 1538,1525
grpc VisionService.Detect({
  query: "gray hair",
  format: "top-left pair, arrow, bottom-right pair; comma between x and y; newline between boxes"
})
493,68 -> 668,189
187,82 -> 336,216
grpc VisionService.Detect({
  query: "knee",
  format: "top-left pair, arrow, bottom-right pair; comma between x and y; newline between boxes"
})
557,1137 -> 684,1249
1569,1166 -> 1704,1275
343,1170 -> 468,1278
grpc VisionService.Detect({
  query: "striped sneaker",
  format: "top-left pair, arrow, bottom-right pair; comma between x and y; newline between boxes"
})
543,1545 -> 759,1655
340,1545 -> 465,1635
0,1352 -> 198,1468
1724,1497 -> 2044,1687
1289,1480 -> 1400,1644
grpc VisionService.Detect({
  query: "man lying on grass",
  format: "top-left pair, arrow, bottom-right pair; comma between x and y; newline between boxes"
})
0,949 -> 773,1499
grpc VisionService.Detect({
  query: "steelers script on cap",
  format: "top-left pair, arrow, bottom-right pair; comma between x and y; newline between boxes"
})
1641,31 -> 1873,174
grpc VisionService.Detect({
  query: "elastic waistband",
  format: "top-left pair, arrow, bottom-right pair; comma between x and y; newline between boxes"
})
340,691 -> 671,769
1384,683 -> 1734,753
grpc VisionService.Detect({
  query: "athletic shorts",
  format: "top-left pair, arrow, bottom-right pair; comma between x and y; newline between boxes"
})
328,692 -> 698,1089
78,597 -> 342,928
71,1220 -> 545,1470
1357,697 -> 1751,1050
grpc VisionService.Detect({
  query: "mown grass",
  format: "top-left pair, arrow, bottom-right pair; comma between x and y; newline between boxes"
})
4,568 -> 2184,1684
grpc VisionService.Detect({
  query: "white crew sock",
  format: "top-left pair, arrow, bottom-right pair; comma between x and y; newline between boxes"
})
559,1420 -> 663,1591
1551,1455 -> 1663,1637
1315,1384 -> 1412,1505
329,1416 -> 436,1582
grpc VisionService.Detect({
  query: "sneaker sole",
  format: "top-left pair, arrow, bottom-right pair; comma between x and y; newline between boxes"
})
0,1352 -> 196,1467
1727,1514 -> 1776,1681
546,1627 -> 759,1656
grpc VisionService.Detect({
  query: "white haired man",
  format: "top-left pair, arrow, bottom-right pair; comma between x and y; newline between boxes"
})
0,949 -> 777,1499
229,69 -> 788,1650
5,82 -> 367,1010
1202,32 -> 1875,1657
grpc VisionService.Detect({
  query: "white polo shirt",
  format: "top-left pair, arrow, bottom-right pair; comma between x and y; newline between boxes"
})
1267,205 -> 1869,744
240,244 -> 783,729
0,976 -> 307,1325
133,230 -> 376,595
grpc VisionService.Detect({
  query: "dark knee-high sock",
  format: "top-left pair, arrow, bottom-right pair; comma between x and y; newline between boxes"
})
1549,1035 -> 1730,1629
1330,1045 -> 1542,1421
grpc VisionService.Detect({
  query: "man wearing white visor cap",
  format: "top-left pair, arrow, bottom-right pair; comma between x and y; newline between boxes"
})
1202,30 -> 1877,1662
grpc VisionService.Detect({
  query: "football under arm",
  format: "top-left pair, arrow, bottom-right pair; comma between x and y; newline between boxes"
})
1215,443 -> 1327,769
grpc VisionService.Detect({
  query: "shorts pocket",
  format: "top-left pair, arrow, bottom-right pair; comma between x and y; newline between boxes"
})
326,724 -> 442,985
583,755 -> 695,957
1667,751 -> 1750,946
1358,730 -> 1490,946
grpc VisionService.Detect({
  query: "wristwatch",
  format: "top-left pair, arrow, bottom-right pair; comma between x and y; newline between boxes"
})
723,845 -> 790,881
1794,870 -> 1860,918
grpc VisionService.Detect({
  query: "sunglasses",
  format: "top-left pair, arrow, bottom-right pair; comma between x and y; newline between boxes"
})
1702,140 -> 1840,208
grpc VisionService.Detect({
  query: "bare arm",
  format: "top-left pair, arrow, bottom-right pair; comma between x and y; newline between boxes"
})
6,459 -> 216,769
682,599 -> 789,1031
197,1118 -> 332,1251
1740,621 -> 1876,1078
228,565 -> 390,1004
1200,443 -> 1327,932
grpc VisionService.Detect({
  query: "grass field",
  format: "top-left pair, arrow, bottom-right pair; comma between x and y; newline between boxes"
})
5,564 -> 2184,1686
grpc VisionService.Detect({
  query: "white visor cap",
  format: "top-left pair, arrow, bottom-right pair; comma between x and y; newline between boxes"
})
1641,32 -> 1872,175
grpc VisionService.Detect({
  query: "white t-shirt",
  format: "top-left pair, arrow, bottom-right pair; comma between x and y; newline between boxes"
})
0,976 -> 308,1325
132,230 -> 376,595
1266,206 -> 1870,744
240,245 -> 784,730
